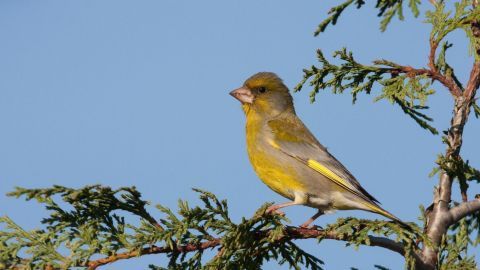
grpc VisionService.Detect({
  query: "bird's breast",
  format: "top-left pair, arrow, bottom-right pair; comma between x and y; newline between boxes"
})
245,121 -> 306,199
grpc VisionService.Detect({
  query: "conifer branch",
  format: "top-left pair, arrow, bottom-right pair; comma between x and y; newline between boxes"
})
422,95 -> 472,268
295,49 -> 439,134
0,186 -> 427,270
4,225 -> 424,270
462,12 -> 479,101
449,198 -> 480,226
301,2 -> 480,269
465,62 -> 480,101
421,4 -> 480,262
2,1 -> 479,270
83,226 -> 423,269
428,38 -> 463,96
314,0 -> 421,35
389,64 -> 462,96
86,239 -> 221,270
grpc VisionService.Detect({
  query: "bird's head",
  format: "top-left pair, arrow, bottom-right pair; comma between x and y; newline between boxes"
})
230,72 -> 294,117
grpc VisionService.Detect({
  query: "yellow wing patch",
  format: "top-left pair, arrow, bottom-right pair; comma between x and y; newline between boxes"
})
307,159 -> 399,221
307,159 -> 356,190
267,137 -> 402,223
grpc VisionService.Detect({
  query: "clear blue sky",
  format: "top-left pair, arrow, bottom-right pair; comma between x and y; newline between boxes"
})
1,1 -> 479,269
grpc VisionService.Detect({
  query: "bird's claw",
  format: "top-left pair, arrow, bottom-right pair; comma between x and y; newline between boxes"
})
300,224 -> 322,230
273,210 -> 285,216
299,223 -> 313,229
266,206 -> 285,216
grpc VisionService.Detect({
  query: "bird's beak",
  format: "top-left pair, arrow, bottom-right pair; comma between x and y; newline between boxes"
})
229,87 -> 254,104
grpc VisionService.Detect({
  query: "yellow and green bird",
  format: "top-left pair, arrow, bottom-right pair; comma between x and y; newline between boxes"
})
230,72 -> 404,228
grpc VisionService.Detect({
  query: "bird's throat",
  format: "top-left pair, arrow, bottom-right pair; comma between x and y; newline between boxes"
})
242,103 -> 251,115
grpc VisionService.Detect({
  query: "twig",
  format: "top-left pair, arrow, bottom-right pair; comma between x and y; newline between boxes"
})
385,65 -> 462,96
429,37 -> 463,96
83,226 -> 416,270
449,198 -> 480,225
464,62 -> 480,102
86,239 -> 221,270
421,17 -> 480,265
428,38 -> 439,73
284,227 -> 413,258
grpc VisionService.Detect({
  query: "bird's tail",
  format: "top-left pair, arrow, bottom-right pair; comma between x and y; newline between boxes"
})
361,201 -> 411,229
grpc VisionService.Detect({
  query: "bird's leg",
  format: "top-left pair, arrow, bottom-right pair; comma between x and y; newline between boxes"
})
266,201 -> 300,216
300,210 -> 324,228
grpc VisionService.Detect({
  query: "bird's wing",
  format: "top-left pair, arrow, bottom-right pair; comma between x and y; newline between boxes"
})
267,117 -> 379,204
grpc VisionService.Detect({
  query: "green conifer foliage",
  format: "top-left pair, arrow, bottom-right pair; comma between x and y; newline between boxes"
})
1,1 -> 480,269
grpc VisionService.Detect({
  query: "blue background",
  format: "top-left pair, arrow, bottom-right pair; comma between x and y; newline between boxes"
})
1,1 -> 479,269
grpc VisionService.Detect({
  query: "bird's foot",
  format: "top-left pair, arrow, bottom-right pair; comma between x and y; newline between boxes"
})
266,205 -> 285,216
299,210 -> 324,229
299,223 -> 314,229
299,223 -> 322,230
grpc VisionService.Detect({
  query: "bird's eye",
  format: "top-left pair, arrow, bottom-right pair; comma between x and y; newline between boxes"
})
259,87 -> 266,93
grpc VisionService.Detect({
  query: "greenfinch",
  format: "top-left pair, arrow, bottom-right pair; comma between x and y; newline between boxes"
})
230,72 -> 404,228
